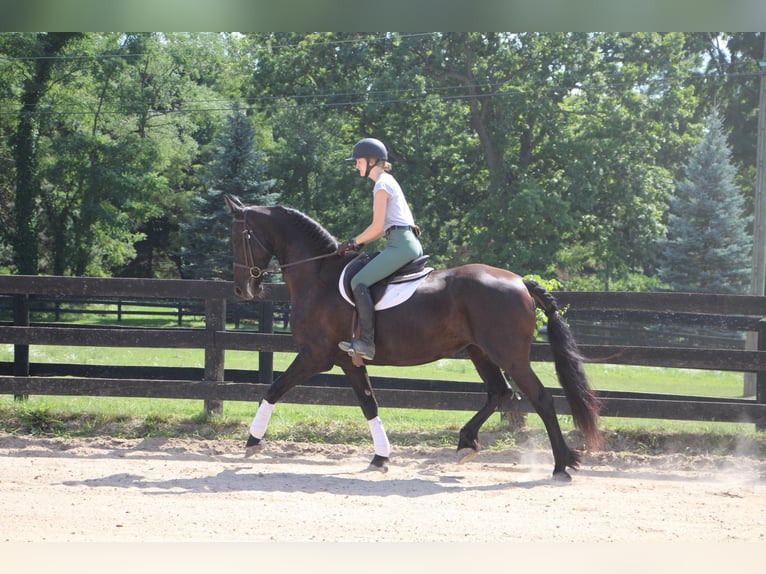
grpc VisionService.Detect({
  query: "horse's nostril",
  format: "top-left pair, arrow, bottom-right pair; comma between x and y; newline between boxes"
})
234,286 -> 243,297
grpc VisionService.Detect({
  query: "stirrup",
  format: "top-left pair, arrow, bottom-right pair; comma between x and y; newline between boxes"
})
338,339 -> 374,361
338,340 -> 353,353
351,346 -> 375,361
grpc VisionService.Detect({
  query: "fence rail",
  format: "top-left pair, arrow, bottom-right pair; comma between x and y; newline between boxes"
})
1,275 -> 766,428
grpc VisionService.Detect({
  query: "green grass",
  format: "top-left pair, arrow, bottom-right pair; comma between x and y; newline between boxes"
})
1,331 -> 764,457
2,341 -> 750,398
2,393 -> 763,458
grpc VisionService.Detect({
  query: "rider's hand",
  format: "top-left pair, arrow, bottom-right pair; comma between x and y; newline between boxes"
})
336,239 -> 357,255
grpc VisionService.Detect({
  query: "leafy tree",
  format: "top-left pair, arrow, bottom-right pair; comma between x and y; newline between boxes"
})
242,33 -> 388,242
558,33 -> 700,289
690,33 -> 765,204
396,33 -> 594,272
0,38 -> 21,271
115,33 -> 239,278
180,105 -> 278,279
35,33 -> 220,277
0,31 -> 757,291
6,32 -> 82,275
239,32 -> 711,282
660,108 -> 752,293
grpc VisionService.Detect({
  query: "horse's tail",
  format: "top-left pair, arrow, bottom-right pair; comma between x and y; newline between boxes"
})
523,278 -> 603,450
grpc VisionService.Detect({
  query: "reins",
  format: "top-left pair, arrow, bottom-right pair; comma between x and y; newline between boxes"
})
233,215 -> 336,278
278,251 -> 338,269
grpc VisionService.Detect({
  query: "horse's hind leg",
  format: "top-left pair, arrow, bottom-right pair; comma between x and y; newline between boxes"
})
507,364 -> 579,481
457,346 -> 512,463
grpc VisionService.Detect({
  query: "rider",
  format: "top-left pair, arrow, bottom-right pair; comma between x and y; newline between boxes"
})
336,137 -> 423,361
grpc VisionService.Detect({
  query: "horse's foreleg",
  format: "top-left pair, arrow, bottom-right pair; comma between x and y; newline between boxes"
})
342,362 -> 390,472
244,399 -> 274,457
367,417 -> 390,472
245,351 -> 328,458
458,346 -> 511,463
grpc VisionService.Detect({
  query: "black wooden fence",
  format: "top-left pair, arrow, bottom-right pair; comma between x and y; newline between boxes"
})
1,275 -> 765,428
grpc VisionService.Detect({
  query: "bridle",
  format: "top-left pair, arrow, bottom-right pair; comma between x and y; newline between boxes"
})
233,214 -> 337,280
233,216 -> 275,280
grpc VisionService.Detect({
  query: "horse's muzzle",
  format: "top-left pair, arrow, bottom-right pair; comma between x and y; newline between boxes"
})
234,276 -> 264,300
233,264 -> 268,299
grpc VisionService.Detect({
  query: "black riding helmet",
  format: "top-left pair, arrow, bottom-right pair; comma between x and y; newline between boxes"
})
346,138 -> 388,177
345,137 -> 388,162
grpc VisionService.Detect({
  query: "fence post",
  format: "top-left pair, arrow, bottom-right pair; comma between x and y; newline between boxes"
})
203,297 -> 226,415
12,294 -> 30,401
757,319 -> 766,431
259,301 -> 274,386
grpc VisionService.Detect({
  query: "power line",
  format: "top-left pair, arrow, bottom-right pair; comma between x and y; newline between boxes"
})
0,68 -> 759,118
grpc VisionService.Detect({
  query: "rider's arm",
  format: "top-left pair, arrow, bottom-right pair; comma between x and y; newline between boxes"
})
354,188 -> 389,246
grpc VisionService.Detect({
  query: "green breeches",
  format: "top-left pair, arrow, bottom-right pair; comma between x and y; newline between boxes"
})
350,228 -> 423,289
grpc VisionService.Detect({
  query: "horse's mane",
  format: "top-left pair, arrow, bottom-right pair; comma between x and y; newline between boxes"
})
273,206 -> 338,253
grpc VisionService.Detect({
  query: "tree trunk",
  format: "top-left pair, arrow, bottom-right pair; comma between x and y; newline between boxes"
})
12,33 -> 81,275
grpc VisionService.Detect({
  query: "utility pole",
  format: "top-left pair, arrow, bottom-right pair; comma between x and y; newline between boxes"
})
746,33 -> 766,397
751,35 -> 766,298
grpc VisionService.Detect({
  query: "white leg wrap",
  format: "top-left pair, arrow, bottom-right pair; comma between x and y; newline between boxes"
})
249,400 -> 275,439
368,416 -> 391,458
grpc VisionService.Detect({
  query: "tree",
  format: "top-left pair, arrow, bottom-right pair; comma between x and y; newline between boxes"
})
242,33 -> 390,242
558,32 -> 700,289
180,105 -> 278,279
7,32 -> 82,275
660,108 -> 752,293
0,37 -> 22,272
113,33 -> 239,278
399,33 -> 597,272
35,33 -> 221,277
0,32 -> 753,288
690,33 -> 764,204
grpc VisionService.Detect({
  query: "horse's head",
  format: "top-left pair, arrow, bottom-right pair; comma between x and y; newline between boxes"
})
225,194 -> 273,300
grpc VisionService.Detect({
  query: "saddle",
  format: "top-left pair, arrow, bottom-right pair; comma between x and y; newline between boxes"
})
339,253 -> 433,310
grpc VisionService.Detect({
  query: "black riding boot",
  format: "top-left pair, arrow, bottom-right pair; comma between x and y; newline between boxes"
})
338,284 -> 376,360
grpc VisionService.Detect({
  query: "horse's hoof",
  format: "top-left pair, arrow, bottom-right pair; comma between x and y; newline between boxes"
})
244,435 -> 264,458
552,470 -> 572,482
456,447 -> 479,464
369,454 -> 389,473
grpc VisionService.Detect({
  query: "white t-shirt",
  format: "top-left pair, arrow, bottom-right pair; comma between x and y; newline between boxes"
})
374,172 -> 415,229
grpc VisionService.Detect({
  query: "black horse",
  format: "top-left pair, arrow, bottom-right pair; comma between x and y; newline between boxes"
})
225,195 -> 601,481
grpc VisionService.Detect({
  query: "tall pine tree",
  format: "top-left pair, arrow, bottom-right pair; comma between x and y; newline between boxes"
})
180,105 -> 278,280
660,108 -> 752,293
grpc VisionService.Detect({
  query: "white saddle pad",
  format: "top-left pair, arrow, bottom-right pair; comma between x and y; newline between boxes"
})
338,265 -> 433,310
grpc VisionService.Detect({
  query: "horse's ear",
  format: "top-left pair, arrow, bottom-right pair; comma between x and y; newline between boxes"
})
224,194 -> 244,214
